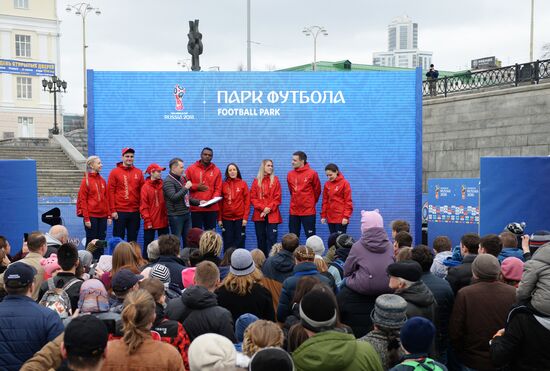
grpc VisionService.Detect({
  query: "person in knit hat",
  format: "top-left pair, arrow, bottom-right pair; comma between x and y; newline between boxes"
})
327,234 -> 355,286
450,254 -> 516,370
517,242 -> 550,316
188,333 -> 237,371
359,294 -> 407,369
249,347 -> 294,371
234,313 -> 259,351
306,235 -> 325,257
500,257 -> 524,287
389,317 -> 447,371
150,263 -> 182,299
526,231 -> 550,257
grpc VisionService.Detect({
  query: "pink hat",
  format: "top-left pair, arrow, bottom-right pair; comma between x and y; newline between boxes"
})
361,209 -> 384,233
182,267 -> 196,288
501,257 -> 524,281
40,254 -> 61,278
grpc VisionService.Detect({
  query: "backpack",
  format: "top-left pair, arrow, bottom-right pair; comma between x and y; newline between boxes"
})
330,259 -> 345,279
401,358 -> 444,371
39,277 -> 80,319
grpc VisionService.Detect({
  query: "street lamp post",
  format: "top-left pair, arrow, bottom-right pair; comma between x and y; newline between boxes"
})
302,26 -> 328,71
66,3 -> 101,131
530,0 -> 535,61
42,76 -> 68,135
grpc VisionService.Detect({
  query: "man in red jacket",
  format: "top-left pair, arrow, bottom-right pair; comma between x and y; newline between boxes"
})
141,163 -> 169,257
108,148 -> 145,242
287,151 -> 321,239
185,147 -> 222,230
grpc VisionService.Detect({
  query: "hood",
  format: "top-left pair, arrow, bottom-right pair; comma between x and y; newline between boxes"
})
533,244 -> 550,265
181,285 -> 218,309
145,177 -> 163,189
535,315 -> 550,331
293,261 -> 318,275
500,247 -> 522,258
194,160 -> 217,171
294,163 -> 312,173
398,281 -> 435,308
157,255 -> 187,266
45,233 -> 62,247
293,331 -> 357,370
115,162 -> 135,170
271,250 -> 295,274
359,227 -> 392,254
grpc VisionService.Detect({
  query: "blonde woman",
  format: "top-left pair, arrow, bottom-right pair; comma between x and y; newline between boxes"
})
77,156 -> 110,258
242,320 -> 284,357
198,230 -> 223,265
101,290 -> 184,370
250,159 -> 282,256
215,249 -> 275,322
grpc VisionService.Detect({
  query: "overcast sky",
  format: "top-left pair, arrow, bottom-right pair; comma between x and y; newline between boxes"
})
56,0 -> 550,114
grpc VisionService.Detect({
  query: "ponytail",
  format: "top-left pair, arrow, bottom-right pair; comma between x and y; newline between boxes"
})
380,326 -> 402,368
85,156 -> 100,187
121,290 -> 155,355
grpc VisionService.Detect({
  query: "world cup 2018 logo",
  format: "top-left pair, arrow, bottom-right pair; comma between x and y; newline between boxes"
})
174,85 -> 186,111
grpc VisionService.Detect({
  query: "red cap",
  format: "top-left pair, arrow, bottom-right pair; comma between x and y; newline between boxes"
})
145,163 -> 166,174
121,147 -> 135,156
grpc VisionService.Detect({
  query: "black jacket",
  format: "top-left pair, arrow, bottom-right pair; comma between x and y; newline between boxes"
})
165,285 -> 236,342
156,255 -> 187,290
216,283 -> 275,322
397,281 -> 437,324
446,254 -> 477,294
37,272 -> 83,313
421,272 -> 454,356
262,250 -> 295,283
337,285 -> 376,338
163,172 -> 199,216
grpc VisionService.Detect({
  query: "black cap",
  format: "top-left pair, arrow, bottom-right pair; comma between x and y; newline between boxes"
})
249,347 -> 294,371
4,263 -> 36,288
64,316 -> 108,357
111,269 -> 143,293
387,260 -> 423,282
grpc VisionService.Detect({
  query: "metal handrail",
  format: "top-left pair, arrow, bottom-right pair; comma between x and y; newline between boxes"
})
423,59 -> 550,97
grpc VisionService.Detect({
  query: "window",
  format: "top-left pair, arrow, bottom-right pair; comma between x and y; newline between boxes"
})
413,24 -> 418,49
388,27 -> 396,51
17,77 -> 32,99
3,132 -> 15,139
399,26 -> 408,50
15,34 -> 31,57
18,117 -> 34,137
14,0 -> 29,9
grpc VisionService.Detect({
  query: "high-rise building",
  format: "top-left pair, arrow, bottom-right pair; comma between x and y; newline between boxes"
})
373,15 -> 433,70
0,0 -> 60,139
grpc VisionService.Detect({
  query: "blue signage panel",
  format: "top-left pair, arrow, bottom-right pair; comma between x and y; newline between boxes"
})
88,70 -> 422,247
0,58 -> 55,76
427,178 -> 479,249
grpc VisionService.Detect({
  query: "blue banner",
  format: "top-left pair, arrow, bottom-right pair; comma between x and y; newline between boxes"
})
428,178 -> 479,249
0,58 -> 55,76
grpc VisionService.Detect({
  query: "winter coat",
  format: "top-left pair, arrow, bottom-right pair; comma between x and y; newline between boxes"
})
76,171 -> 110,222
446,254 -> 477,295
163,172 -> 200,216
450,280 -> 517,370
389,355 -> 447,371
152,303 -> 190,370
277,262 -> 333,322
430,251 -> 453,279
491,306 -> 550,371
185,161 -> 222,212
0,295 -> 64,371
321,173 -> 353,224
344,227 -> 394,296
107,162 -> 144,212
250,175 -> 282,223
360,329 -> 404,370
218,178 -> 250,221
156,255 -> 187,291
292,330 -> 383,371
517,243 -> 550,316
262,249 -> 295,283
101,337 -> 184,371
421,272 -> 454,356
140,178 -> 168,229
216,283 -> 275,322
287,163 -> 321,216
19,333 -> 63,371
498,247 -> 525,263
37,272 -> 83,313
337,285 -> 376,338
328,246 -> 352,286
165,285 -> 236,342
397,281 -> 437,324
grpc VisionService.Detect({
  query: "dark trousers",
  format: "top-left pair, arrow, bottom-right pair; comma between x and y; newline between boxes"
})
85,217 -> 107,260
222,220 -> 245,250
191,211 -> 218,231
289,215 -> 316,239
328,223 -> 348,235
254,218 -> 279,257
113,211 -> 141,242
169,214 -> 192,248
143,227 -> 169,259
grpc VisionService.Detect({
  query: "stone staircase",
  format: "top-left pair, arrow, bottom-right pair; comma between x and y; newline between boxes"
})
0,138 -> 83,197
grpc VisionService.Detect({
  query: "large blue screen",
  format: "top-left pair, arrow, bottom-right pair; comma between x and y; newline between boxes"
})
89,70 -> 422,247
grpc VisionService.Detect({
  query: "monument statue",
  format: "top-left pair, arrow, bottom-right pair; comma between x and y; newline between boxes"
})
187,19 -> 203,71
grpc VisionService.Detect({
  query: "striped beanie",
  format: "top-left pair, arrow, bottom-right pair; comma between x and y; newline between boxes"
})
151,264 -> 171,285
530,231 -> 550,255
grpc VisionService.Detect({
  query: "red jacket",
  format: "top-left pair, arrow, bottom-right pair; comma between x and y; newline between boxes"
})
321,173 -> 353,223
76,172 -> 110,222
185,161 -> 222,212
218,178 -> 250,221
107,163 -> 144,213
140,178 -> 169,229
250,175 -> 282,224
287,164 -> 321,216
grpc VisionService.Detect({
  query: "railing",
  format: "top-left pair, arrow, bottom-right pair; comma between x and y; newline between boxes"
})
423,59 -> 550,97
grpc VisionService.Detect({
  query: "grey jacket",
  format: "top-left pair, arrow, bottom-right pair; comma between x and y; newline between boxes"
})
517,243 -> 550,316
163,173 -> 199,216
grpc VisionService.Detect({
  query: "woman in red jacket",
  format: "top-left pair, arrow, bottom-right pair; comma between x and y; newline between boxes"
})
77,156 -> 111,257
321,163 -> 353,235
218,163 -> 250,250
250,159 -> 282,256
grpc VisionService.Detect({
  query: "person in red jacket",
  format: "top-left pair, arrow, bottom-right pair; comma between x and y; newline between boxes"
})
250,159 -> 282,256
141,163 -> 169,257
107,148 -> 145,243
321,163 -> 353,235
287,151 -> 321,240
77,156 -> 111,257
218,163 -> 250,249
185,147 -> 222,230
